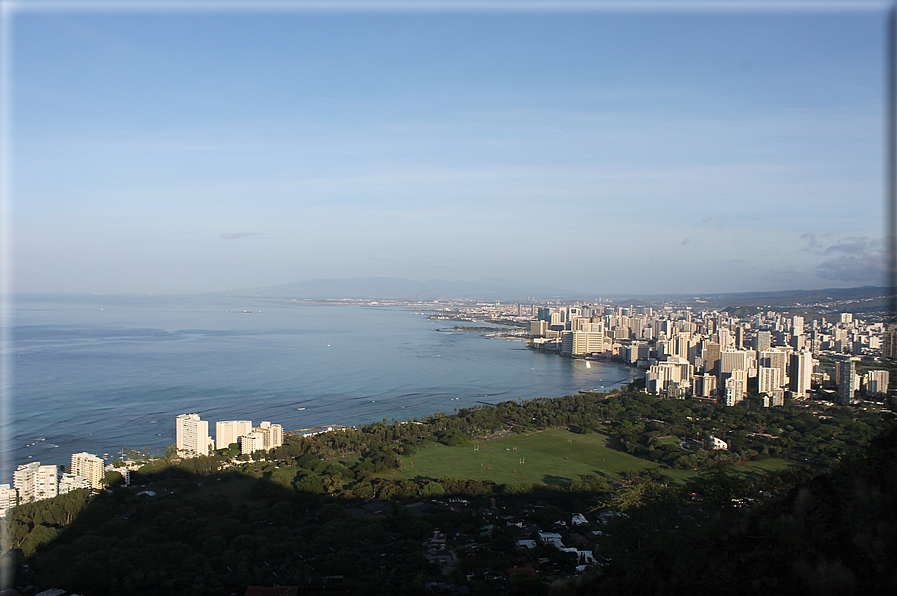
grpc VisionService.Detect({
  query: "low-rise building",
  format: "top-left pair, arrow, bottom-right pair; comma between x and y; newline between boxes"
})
239,431 -> 266,454
538,531 -> 564,547
59,473 -> 91,494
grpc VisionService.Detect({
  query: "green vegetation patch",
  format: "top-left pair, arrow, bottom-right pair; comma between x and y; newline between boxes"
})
182,473 -> 262,507
736,458 -> 800,474
655,456 -> 796,484
392,428 -> 799,487
396,428 -> 661,486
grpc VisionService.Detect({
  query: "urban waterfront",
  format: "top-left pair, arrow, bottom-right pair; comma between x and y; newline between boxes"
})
6,294 -> 640,481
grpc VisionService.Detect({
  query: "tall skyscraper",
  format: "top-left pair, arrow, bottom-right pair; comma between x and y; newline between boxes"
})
883,327 -> 897,359
70,452 -> 104,490
790,333 -> 807,351
254,421 -> 284,450
703,341 -> 721,376
216,420 -> 253,450
724,370 -> 747,406
14,462 -> 58,503
646,357 -> 691,396
753,330 -> 771,351
836,359 -> 859,405
865,370 -> 890,397
692,374 -> 717,398
560,328 -> 605,356
760,348 -> 789,386
758,366 -> 782,395
789,350 -> 813,399
176,413 -> 212,457
720,350 -> 755,378
13,463 -> 38,503
674,332 -> 690,360
717,328 -> 733,350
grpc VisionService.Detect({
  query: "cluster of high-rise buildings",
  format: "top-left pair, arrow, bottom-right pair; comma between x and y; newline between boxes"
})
1,414 -> 287,517
1,452 -> 105,517
176,413 -> 284,457
527,304 -> 889,407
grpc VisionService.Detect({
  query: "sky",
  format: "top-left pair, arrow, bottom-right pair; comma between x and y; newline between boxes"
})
5,1 -> 890,296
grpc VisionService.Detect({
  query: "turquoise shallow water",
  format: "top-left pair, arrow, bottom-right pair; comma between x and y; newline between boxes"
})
6,294 -> 640,480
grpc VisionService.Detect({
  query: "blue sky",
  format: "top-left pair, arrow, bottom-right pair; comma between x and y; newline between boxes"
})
7,3 -> 888,295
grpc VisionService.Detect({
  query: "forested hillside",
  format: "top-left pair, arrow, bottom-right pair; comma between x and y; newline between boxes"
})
2,388 -> 892,594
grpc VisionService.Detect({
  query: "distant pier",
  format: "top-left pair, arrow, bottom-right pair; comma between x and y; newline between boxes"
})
288,425 -> 349,437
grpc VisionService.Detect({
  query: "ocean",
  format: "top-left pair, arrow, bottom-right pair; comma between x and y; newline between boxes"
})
5,294 -> 641,481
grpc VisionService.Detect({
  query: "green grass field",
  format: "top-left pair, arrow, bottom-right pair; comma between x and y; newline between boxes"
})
389,428 -> 799,487
182,430 -> 800,494
393,428 -> 662,486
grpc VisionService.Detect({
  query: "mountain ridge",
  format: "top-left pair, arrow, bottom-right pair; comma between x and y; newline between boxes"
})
216,278 -> 890,308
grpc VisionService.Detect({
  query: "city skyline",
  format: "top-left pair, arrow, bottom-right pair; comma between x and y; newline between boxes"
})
4,1 -> 889,296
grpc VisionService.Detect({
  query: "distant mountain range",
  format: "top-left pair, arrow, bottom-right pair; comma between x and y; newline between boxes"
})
219,277 -> 891,309
612,285 -> 890,310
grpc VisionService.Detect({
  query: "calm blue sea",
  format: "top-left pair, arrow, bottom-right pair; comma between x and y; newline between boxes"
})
5,294 -> 641,481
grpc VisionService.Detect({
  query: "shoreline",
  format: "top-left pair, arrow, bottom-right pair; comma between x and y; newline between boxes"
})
7,299 -> 635,484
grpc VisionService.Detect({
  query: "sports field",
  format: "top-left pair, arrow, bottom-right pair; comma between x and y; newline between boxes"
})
393,428 -> 798,486
395,428 -> 662,486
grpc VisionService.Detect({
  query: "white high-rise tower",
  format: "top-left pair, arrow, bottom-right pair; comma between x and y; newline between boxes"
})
71,452 -> 105,490
789,350 -> 814,399
176,413 -> 212,457
216,420 -> 253,450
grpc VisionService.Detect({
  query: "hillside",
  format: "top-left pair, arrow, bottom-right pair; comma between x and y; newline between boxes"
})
3,390 -> 892,594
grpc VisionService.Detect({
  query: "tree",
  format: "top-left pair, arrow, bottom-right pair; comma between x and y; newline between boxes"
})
420,481 -> 445,497
22,524 -> 59,557
608,482 -> 650,511
104,470 -> 125,487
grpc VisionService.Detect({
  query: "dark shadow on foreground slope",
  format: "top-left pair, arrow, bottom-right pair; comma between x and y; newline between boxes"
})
2,462 -> 606,596
569,422 -> 897,595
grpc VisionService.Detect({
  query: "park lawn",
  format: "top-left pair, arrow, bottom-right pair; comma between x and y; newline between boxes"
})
390,428 -> 805,488
394,428 -> 662,486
